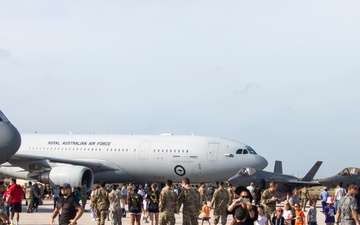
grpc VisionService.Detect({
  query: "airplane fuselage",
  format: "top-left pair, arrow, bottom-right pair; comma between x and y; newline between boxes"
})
14,133 -> 268,184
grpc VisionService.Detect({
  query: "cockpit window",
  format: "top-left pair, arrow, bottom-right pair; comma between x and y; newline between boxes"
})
243,149 -> 248,154
338,167 -> 360,176
245,145 -> 257,154
237,167 -> 256,176
236,149 -> 243,154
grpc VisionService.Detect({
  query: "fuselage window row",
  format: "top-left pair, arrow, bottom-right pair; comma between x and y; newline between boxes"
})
153,149 -> 189,153
28,147 -> 190,154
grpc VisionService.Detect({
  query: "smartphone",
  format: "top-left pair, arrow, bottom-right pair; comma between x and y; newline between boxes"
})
240,198 -> 250,203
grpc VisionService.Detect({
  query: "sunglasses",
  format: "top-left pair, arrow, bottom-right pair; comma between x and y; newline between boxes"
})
240,195 -> 249,198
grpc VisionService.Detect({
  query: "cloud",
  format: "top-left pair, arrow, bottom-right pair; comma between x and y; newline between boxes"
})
0,49 -> 11,61
235,82 -> 261,95
0,81 -> 6,88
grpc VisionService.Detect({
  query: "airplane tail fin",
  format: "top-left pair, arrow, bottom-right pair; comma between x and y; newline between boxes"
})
274,160 -> 283,174
301,161 -> 323,181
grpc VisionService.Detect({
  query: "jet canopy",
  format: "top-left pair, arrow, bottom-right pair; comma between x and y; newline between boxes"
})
237,167 -> 257,176
337,167 -> 360,176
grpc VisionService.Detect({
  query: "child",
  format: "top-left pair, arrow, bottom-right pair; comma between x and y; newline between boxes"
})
234,206 -> 248,225
255,205 -> 268,225
324,197 -> 335,225
142,195 -> 149,223
294,203 -> 305,225
271,208 -> 285,225
283,203 -> 293,225
200,202 -> 212,225
307,199 -> 317,225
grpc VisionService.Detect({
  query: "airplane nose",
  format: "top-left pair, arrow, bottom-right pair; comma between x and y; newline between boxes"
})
319,177 -> 335,188
255,155 -> 268,170
0,122 -> 21,163
227,175 -> 238,184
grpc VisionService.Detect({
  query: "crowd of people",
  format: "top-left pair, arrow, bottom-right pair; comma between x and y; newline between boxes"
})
0,178 -> 360,225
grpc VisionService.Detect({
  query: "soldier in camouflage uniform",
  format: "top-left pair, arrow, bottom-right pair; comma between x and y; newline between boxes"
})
261,181 -> 281,220
159,179 -> 178,225
198,183 -> 207,205
227,184 -> 234,205
177,177 -> 201,225
335,182 -> 360,225
93,180 -> 110,225
299,186 -> 309,212
80,181 -> 88,211
25,181 -> 38,213
109,184 -> 123,225
211,182 -> 229,225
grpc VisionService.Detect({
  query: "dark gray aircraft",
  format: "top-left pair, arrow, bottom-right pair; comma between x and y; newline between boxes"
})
0,110 -> 21,163
320,167 -> 360,188
227,160 -> 322,192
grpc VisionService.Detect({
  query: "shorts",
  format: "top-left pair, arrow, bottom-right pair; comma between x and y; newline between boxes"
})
202,217 -> 210,221
10,202 -> 22,213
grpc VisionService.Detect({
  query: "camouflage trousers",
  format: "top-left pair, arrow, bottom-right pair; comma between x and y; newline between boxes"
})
182,210 -> 198,225
26,198 -> 33,212
110,209 -> 122,225
340,219 -> 356,225
159,212 -> 175,225
96,209 -> 108,225
301,198 -> 308,211
264,209 -> 275,221
213,208 -> 227,225
81,197 -> 87,209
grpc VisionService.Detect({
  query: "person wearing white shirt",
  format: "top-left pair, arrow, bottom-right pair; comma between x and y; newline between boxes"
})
334,182 -> 346,212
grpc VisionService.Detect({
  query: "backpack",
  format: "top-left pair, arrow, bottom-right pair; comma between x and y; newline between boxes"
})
129,193 -> 142,213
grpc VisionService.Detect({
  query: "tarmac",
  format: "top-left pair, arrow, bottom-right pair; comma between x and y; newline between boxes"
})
14,199 -> 329,225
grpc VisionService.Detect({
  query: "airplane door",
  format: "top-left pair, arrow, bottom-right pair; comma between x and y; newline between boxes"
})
139,142 -> 151,159
207,142 -> 219,161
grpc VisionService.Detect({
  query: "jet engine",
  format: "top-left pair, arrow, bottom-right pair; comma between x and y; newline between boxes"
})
36,165 -> 94,191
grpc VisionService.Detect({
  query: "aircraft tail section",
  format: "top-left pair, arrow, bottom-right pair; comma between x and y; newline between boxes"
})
301,161 -> 323,181
274,160 -> 283,174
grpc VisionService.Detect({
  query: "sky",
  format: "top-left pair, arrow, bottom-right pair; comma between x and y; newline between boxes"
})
1,1 -> 360,180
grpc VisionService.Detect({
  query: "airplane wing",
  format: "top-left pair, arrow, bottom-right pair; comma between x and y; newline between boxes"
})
266,177 -> 320,187
5,153 -> 119,173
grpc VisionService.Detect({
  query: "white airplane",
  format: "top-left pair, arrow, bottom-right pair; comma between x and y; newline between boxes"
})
0,132 -> 268,190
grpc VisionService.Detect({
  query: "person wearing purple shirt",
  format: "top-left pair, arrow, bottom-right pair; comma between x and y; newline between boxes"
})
324,197 -> 335,225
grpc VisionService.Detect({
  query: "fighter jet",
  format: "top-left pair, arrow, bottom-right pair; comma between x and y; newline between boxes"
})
319,167 -> 360,188
227,160 -> 322,192
0,110 -> 21,163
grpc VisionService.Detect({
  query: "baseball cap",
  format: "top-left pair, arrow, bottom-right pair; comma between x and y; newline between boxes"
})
60,183 -> 72,190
